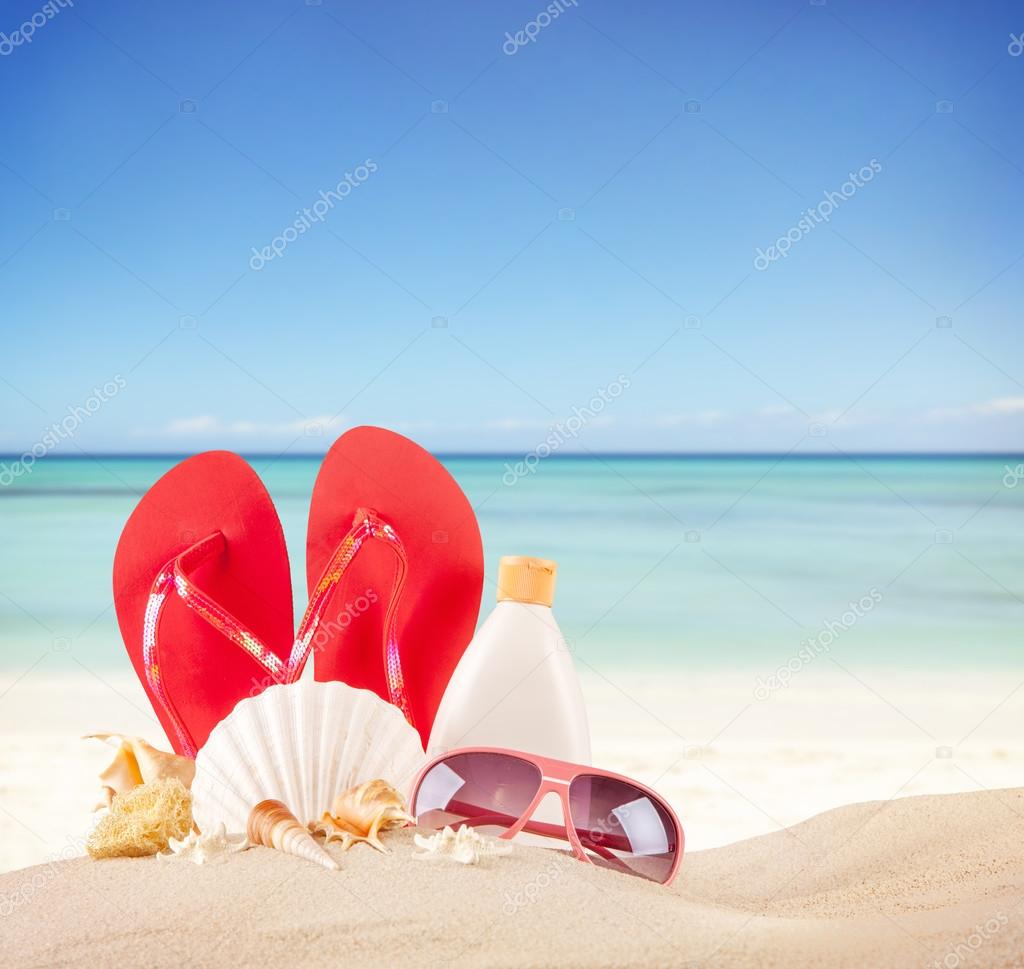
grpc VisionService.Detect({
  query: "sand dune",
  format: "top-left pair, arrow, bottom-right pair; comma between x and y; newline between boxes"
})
2,788 -> 1022,968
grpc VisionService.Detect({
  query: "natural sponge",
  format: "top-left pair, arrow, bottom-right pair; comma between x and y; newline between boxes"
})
87,777 -> 193,859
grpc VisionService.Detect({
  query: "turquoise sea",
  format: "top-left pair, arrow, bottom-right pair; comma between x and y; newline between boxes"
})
0,455 -> 1020,673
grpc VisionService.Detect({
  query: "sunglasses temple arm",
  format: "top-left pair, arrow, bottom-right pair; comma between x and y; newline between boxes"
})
449,806 -> 626,860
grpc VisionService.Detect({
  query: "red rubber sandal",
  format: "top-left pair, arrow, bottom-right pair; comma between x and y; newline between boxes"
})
113,452 -> 296,756
306,427 -> 484,745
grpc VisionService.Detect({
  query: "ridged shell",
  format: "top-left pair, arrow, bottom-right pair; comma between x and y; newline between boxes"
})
192,680 -> 426,833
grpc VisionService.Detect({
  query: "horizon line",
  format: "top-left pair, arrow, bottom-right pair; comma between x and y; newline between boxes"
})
3,451 -> 1021,460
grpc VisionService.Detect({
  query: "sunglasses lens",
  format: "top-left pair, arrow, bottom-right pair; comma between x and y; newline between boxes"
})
568,775 -> 679,883
412,752 -> 542,836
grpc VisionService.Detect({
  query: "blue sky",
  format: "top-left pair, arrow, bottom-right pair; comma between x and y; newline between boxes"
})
1,0 -> 1022,454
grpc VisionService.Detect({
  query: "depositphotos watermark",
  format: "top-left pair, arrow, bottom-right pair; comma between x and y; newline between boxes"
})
0,377 -> 127,487
0,0 -> 73,56
502,375 -> 630,486
754,159 -> 881,270
249,159 -> 377,270
754,588 -> 882,700
1002,463 -> 1024,488
501,849 -> 574,914
500,802 -> 630,915
0,836 -> 84,917
246,588 -> 378,697
928,913 -> 1007,969
502,0 -> 577,55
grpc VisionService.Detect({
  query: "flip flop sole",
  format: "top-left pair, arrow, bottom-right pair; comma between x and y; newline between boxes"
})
307,427 -> 483,744
114,452 -> 294,755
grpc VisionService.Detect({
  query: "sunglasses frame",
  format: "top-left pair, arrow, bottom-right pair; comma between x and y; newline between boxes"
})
410,746 -> 684,886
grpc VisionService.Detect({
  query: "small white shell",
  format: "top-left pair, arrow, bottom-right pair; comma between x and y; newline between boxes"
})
160,823 -> 248,865
413,825 -> 513,865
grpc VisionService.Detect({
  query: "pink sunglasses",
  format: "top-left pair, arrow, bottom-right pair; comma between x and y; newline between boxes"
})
410,747 -> 684,885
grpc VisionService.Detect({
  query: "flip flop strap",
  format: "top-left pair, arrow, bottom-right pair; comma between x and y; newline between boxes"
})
144,514 -> 414,756
143,532 -> 285,756
292,510 -> 414,728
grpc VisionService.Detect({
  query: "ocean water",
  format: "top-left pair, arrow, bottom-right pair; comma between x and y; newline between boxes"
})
0,454 -> 1022,871
0,454 -> 1020,674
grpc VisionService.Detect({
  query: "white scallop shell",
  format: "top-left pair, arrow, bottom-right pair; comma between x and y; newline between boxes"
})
192,680 -> 426,832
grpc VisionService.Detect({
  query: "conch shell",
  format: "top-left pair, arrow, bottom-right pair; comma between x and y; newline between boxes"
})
310,779 -> 414,853
85,733 -> 195,809
247,799 -> 339,871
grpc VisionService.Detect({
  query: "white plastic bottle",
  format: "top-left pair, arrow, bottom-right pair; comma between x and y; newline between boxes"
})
428,556 -> 591,764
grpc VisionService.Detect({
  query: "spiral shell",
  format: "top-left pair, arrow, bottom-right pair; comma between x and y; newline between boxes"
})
247,799 -> 339,871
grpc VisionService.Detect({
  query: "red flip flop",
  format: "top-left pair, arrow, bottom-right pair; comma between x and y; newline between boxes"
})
113,452 -> 296,757
305,427 -> 483,745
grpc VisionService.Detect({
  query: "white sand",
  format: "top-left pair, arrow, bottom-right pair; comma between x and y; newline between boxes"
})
3,668 -> 1024,871
2,787 -> 1022,968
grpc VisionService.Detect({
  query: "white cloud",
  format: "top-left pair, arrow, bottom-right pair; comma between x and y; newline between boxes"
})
483,415 -> 614,432
657,410 -> 726,428
654,404 -> 891,431
809,408 -> 882,429
151,397 -> 1024,444
164,416 -> 219,434
484,417 -> 554,431
160,415 -> 346,436
926,397 -> 1024,421
391,419 -> 439,433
